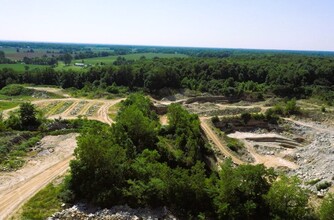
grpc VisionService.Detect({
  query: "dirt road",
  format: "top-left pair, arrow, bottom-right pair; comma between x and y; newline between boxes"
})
0,156 -> 73,219
0,134 -> 78,220
200,117 -> 245,165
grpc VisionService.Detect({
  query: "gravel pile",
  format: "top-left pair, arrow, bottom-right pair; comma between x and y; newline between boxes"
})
287,121 -> 334,193
49,204 -> 177,220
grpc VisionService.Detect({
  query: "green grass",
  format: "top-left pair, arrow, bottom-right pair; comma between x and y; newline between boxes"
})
224,135 -> 244,152
19,182 -> 64,220
0,64 -> 45,72
108,102 -> 122,120
0,132 -> 42,171
74,52 -> 188,65
53,61 -> 83,71
0,85 -> 63,102
0,101 -> 21,111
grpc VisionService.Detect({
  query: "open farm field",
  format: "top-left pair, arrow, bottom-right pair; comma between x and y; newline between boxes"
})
0,64 -> 46,71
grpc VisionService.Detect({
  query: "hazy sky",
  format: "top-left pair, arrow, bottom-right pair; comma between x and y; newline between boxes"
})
0,0 -> 333,51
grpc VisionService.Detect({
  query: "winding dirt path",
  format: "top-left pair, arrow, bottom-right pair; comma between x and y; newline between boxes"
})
200,117 -> 245,165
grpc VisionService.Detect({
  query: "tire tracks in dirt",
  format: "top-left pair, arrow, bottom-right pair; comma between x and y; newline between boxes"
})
200,117 -> 245,165
0,156 -> 73,219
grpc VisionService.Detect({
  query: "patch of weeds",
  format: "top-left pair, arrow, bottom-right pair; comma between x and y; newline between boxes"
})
306,178 -> 321,185
20,181 -> 65,219
225,136 -> 244,152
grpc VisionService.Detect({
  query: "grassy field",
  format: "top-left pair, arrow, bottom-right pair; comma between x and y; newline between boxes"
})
0,101 -> 21,111
53,61 -> 83,71
74,52 -> 188,65
0,64 -> 46,72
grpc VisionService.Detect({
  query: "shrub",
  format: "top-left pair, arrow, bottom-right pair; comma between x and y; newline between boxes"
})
225,136 -> 244,152
321,106 -> 327,113
0,84 -> 32,96
317,181 -> 332,191
211,115 -> 219,124
241,112 -> 251,124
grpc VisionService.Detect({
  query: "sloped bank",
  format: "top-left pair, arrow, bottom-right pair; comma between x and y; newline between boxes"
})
48,204 -> 177,220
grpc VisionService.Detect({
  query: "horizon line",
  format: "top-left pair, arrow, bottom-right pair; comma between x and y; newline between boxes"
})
0,39 -> 334,54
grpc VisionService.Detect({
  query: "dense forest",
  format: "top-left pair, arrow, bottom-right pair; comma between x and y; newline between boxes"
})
1,54 -> 334,104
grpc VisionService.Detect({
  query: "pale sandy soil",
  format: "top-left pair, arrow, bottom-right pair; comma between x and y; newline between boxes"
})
200,117 -> 245,165
27,86 -> 70,98
159,115 -> 168,125
228,131 -> 299,169
0,133 -> 78,220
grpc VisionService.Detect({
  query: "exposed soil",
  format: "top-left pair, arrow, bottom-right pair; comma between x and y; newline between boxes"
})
228,132 -> 299,169
200,117 -> 245,165
4,98 -> 124,125
26,86 -> 70,98
0,133 -> 78,220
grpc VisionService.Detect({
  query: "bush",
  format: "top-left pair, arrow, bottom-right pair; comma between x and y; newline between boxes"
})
225,136 -> 244,152
211,115 -> 219,124
251,113 -> 266,120
317,181 -> 332,191
321,106 -> 327,113
241,112 -> 251,124
0,84 -> 32,96
266,99 -> 301,117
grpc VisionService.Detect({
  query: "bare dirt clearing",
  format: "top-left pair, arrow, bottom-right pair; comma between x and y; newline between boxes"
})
228,132 -> 299,169
26,86 -> 70,98
4,98 -> 124,125
0,133 -> 78,219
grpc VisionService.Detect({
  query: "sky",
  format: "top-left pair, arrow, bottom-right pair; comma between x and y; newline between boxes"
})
0,0 -> 333,51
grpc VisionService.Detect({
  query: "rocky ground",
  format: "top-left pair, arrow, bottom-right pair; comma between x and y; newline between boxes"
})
49,204 -> 177,220
286,120 -> 334,195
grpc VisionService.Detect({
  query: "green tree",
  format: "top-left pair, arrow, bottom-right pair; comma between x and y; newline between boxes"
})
63,53 -> 73,65
19,102 -> 40,130
208,160 -> 275,219
114,105 -> 158,152
69,124 -> 128,206
264,175 -> 309,219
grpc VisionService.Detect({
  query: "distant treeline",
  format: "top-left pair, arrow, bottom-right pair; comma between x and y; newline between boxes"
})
1,54 -> 334,103
2,41 -> 334,58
